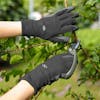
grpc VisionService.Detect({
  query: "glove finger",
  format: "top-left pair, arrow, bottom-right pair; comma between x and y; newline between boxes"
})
61,18 -> 77,27
56,6 -> 75,16
59,13 -> 79,20
61,25 -> 79,33
64,6 -> 75,13
61,52 -> 77,79
49,36 -> 70,43
56,8 -> 68,16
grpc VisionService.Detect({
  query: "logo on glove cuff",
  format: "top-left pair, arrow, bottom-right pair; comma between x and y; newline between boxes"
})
42,25 -> 46,31
42,64 -> 48,69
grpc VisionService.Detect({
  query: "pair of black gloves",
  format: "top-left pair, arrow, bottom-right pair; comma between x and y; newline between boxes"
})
21,7 -> 79,94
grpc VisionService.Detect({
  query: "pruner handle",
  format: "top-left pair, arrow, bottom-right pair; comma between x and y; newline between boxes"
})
70,40 -> 80,50
64,40 -> 80,78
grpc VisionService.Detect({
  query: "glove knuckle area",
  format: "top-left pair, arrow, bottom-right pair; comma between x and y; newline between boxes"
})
66,6 -> 75,12
41,16 -> 61,39
59,12 -> 79,20
61,25 -> 78,33
61,18 -> 77,27
61,53 -> 74,64
56,8 -> 68,16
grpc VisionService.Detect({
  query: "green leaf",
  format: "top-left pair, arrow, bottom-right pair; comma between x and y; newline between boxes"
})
10,55 -> 23,64
86,0 -> 98,6
1,54 -> 8,61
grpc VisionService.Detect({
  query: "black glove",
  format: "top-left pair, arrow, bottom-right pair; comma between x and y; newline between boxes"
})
21,51 -> 77,94
22,7 -> 79,42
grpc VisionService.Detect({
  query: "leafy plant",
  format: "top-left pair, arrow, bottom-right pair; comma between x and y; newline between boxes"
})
0,0 -> 100,99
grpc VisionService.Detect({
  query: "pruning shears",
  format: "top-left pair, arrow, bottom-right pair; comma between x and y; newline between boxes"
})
65,40 -> 80,78
53,0 -> 80,79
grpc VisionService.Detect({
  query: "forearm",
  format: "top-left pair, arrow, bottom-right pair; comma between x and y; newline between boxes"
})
0,21 -> 22,38
0,80 -> 34,100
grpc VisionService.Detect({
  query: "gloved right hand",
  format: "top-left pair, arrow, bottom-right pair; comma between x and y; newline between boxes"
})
21,50 -> 77,95
22,7 -> 79,42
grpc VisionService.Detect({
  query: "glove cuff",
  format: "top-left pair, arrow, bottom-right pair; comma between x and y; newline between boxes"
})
21,74 -> 38,95
20,64 -> 51,95
22,20 -> 37,36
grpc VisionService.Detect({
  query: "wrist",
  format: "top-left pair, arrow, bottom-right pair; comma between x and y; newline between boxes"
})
21,64 -> 50,95
22,20 -> 32,36
0,21 -> 22,38
0,80 -> 34,100
22,20 -> 37,36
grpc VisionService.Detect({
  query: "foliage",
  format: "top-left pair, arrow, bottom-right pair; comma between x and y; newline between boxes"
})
78,45 -> 100,85
0,0 -> 100,99
76,29 -> 100,85
35,0 -> 100,27
77,0 -> 100,27
0,0 -> 27,20
67,90 -> 95,100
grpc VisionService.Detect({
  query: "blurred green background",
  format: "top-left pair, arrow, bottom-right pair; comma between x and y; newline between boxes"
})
0,0 -> 100,100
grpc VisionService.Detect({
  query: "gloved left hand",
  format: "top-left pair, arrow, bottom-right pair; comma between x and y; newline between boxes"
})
22,7 -> 79,42
21,51 -> 77,94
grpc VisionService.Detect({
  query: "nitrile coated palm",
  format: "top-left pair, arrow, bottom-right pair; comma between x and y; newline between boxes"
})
22,7 -> 79,42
